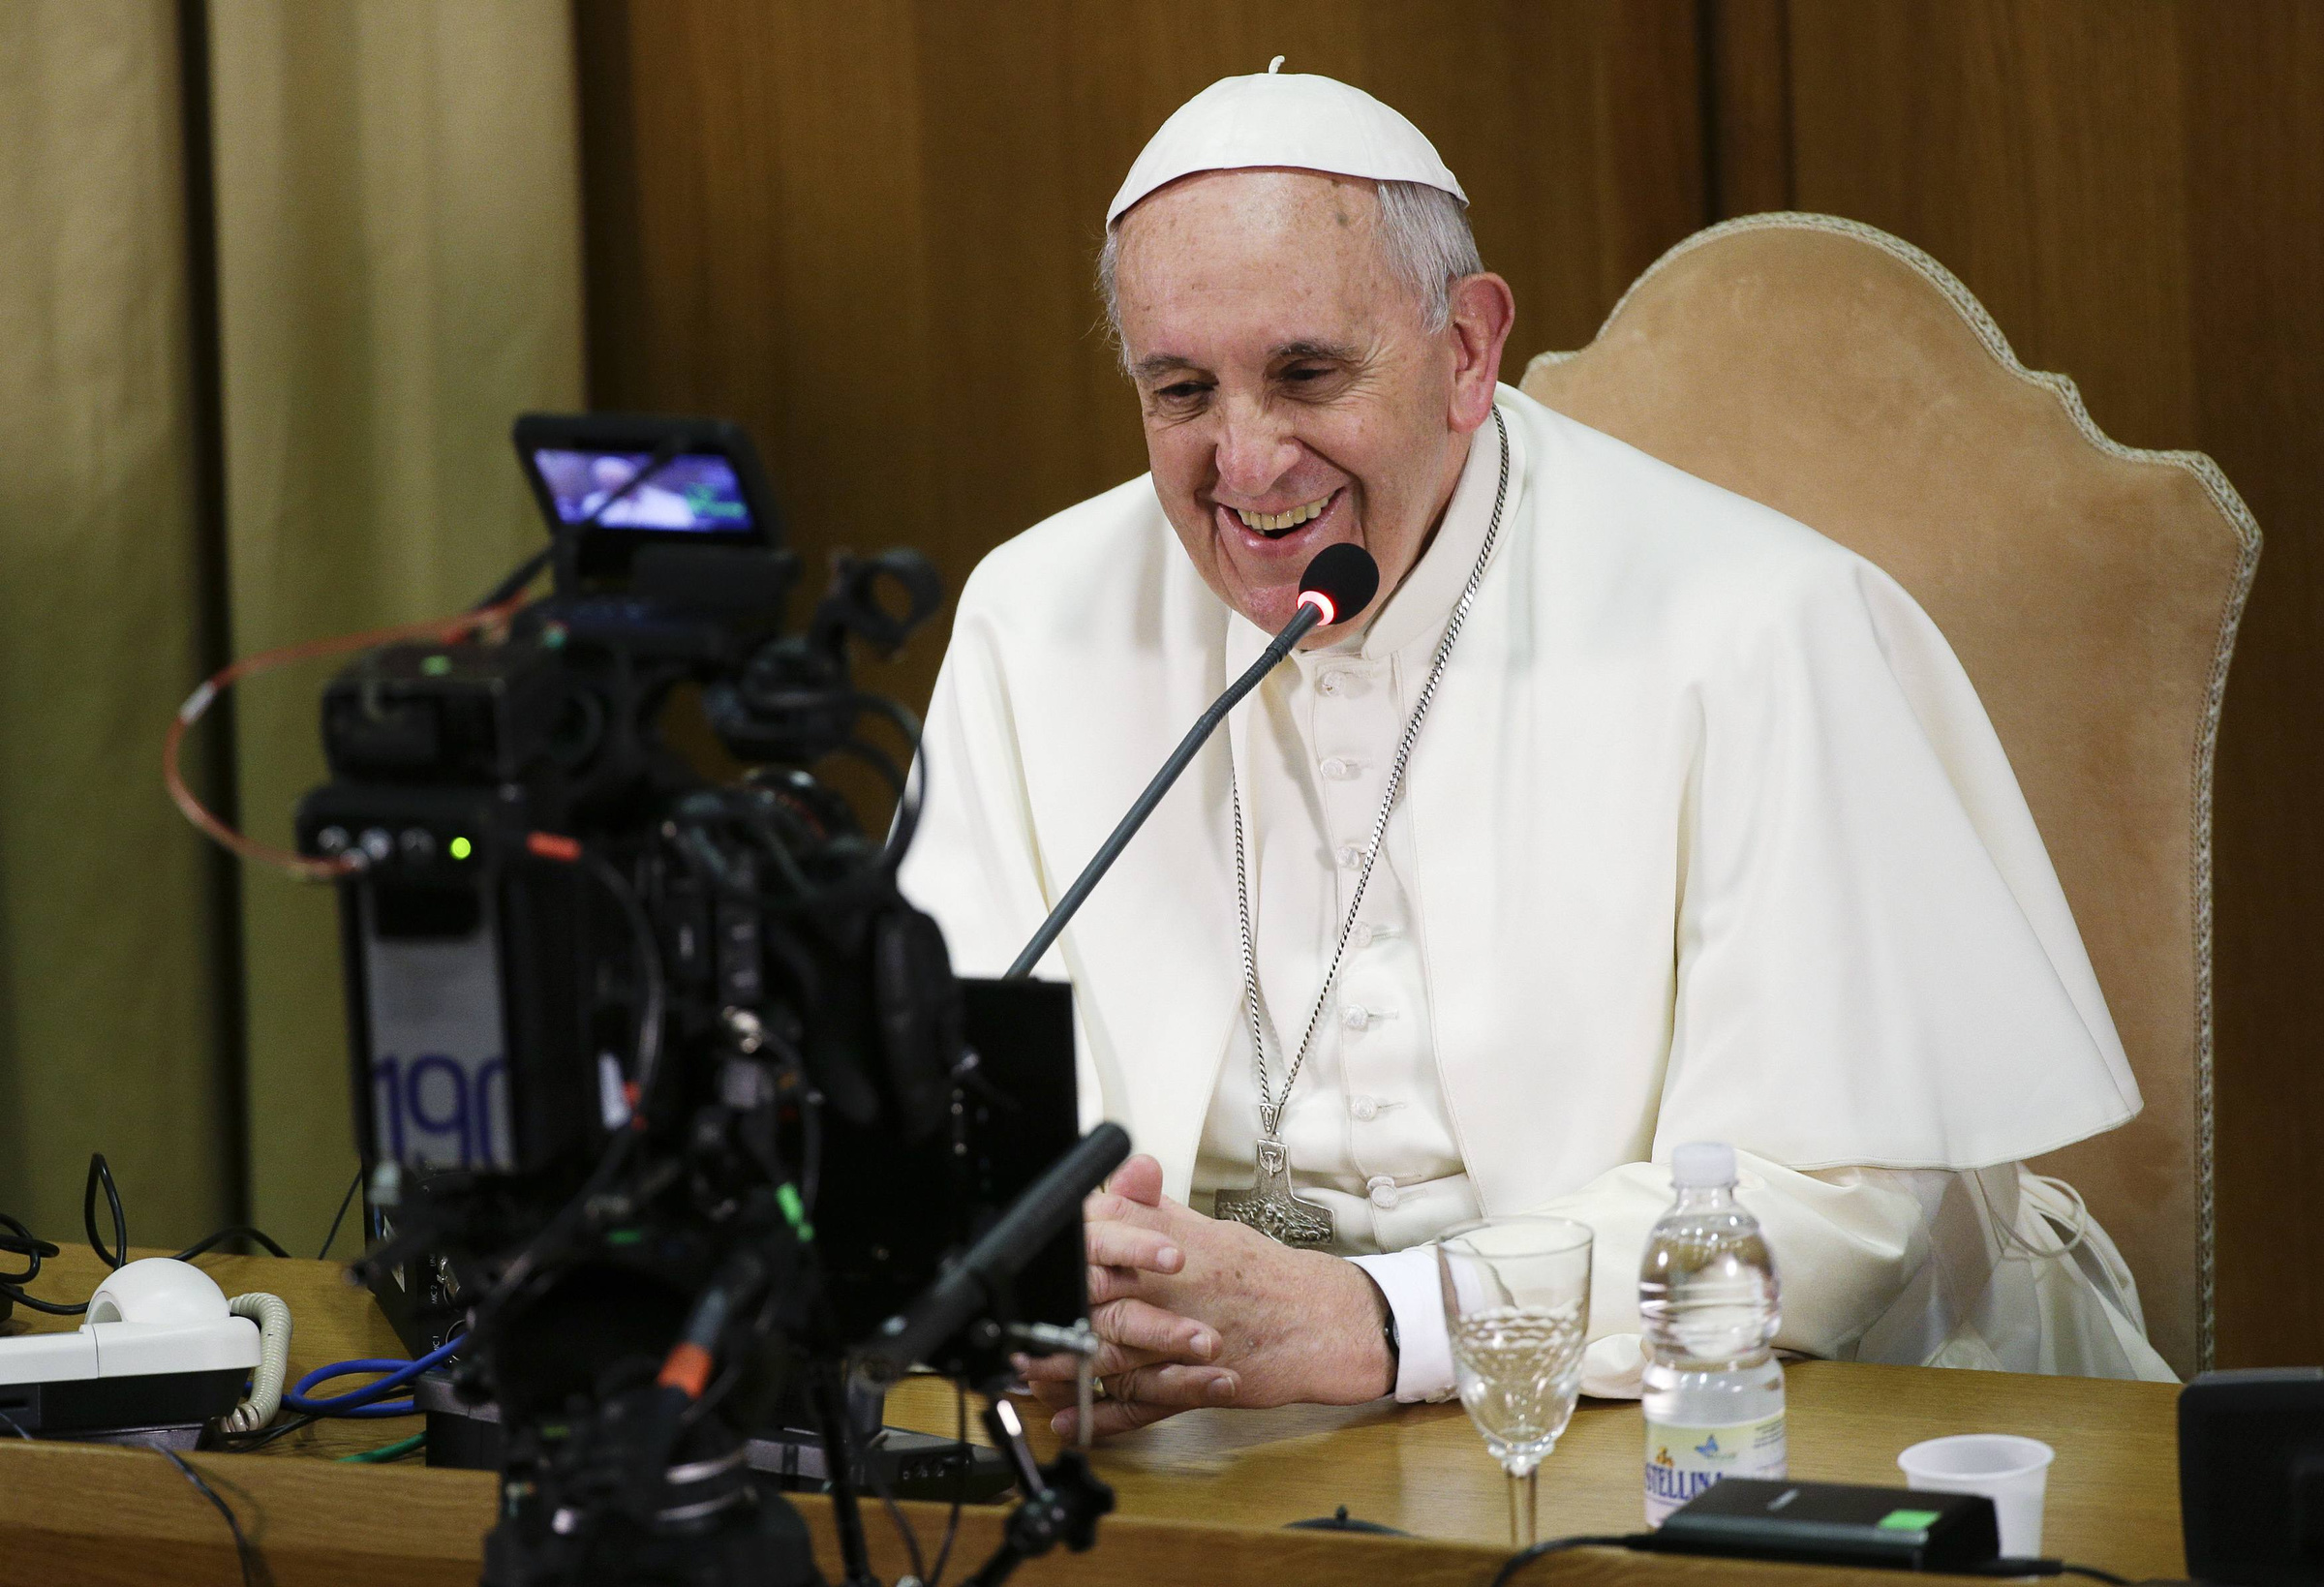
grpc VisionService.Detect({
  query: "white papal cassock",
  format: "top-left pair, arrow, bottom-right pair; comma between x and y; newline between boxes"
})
901,384 -> 2176,1398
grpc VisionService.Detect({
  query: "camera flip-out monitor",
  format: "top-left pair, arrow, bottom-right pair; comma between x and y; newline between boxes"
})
512,412 -> 781,582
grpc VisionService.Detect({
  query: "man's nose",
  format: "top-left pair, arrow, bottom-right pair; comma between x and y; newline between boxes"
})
1213,404 -> 1300,500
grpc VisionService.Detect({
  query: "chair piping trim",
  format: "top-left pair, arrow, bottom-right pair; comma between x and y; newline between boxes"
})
1523,211 -> 2264,1375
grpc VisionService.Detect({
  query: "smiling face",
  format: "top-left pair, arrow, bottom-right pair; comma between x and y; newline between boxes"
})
1112,169 -> 1511,638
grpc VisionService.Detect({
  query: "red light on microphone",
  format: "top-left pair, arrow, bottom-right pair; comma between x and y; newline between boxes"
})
1296,544 -> 1379,629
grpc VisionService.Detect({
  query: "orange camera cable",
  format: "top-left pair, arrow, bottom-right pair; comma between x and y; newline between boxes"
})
163,594 -> 530,882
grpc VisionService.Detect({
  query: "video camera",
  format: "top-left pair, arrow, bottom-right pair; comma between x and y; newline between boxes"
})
293,414 -> 1114,1586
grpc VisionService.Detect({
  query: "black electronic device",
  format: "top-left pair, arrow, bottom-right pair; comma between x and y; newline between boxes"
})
1652,1478 -> 2002,1572
287,412 -> 1117,1587
410,1369 -> 1018,1505
2180,1366 -> 2324,1585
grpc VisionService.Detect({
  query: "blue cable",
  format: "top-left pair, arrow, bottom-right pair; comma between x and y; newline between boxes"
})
284,1335 -> 463,1419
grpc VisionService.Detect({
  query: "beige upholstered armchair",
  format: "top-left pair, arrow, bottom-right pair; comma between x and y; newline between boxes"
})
1521,214 -> 2259,1379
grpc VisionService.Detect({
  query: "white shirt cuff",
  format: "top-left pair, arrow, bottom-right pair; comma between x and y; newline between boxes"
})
1349,1249 -> 1457,1403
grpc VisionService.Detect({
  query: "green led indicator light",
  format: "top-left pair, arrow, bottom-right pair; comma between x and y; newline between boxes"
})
421,654 -> 452,676
448,836 -> 474,861
778,1183 -> 814,1242
1877,1510 -> 1941,1533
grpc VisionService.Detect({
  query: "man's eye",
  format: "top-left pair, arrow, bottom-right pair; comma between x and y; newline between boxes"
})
1155,382 -> 1209,402
1284,365 -> 1330,382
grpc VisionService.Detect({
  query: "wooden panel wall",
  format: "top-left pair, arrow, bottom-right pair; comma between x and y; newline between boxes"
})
575,0 -> 2323,1368
573,0 -> 1707,717
1772,0 -> 2324,1370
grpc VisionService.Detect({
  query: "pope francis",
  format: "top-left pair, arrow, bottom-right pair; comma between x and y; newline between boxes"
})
898,64 -> 2175,1440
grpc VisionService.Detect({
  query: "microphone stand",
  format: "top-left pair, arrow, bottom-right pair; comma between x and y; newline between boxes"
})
959,553 -> 1366,1580
1003,599 -> 1325,979
861,1126 -> 1131,1587
959,1397 -> 1114,1587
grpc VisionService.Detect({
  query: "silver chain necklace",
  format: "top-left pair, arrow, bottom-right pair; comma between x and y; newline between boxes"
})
1214,408 -> 1512,1248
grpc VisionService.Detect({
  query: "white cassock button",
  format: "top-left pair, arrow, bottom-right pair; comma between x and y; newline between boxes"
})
1335,843 -> 1365,870
1341,1004 -> 1372,1031
1348,1095 -> 1379,1121
1367,1175 -> 1400,1210
1319,756 -> 1358,780
1317,672 -> 1345,696
1352,923 -> 1375,950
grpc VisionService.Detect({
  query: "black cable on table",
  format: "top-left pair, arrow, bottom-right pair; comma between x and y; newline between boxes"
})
926,1379 -> 969,1587
0,1211 -> 58,1274
0,1218 -> 85,1316
3,1196 -> 78,1315
1976,1562 -> 2132,1584
4,1154 -> 295,1321
84,1152 -> 129,1269
160,1448 -> 258,1587
1490,1534 -> 1650,1587
210,1411 -> 322,1452
859,1432 -> 929,1587
172,1225 -> 291,1262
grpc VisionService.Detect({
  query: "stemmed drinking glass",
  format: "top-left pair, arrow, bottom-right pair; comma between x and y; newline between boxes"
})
1436,1215 -> 1595,1547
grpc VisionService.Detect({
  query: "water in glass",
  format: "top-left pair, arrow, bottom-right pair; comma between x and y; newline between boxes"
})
1436,1216 -> 1594,1546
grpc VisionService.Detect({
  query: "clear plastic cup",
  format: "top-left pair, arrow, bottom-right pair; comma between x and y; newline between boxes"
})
1897,1434 -> 2055,1556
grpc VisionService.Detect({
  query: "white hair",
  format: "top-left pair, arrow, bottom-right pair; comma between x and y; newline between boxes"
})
1096,178 -> 1483,361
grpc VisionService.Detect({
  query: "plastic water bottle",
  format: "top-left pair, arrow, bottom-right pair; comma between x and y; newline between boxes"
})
1639,1141 -> 1786,1524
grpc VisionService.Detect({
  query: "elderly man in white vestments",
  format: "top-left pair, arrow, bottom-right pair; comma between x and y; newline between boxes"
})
899,65 -> 2176,1439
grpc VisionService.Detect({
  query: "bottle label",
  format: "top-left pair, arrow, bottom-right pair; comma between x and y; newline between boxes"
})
1644,1413 -> 1787,1524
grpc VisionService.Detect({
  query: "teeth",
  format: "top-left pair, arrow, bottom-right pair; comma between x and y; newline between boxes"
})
1233,495 -> 1329,534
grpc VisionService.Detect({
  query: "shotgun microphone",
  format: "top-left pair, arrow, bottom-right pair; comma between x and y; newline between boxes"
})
1003,543 -> 1380,979
862,1121 -> 1133,1373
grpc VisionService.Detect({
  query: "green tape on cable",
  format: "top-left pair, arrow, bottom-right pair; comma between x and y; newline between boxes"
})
338,1431 -> 427,1464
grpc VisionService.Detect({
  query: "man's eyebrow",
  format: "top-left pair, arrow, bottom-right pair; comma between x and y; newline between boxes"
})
1272,339 -> 1361,363
1132,352 -> 1208,381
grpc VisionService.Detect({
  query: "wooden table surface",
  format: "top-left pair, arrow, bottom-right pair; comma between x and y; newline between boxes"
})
1,1248 -> 2188,1583
881,1358 -> 2186,1581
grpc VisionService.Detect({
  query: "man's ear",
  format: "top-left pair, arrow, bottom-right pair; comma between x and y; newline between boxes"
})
1445,272 -> 1517,434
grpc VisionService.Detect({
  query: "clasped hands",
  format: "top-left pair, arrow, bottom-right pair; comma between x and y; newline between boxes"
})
1016,1154 -> 1393,1439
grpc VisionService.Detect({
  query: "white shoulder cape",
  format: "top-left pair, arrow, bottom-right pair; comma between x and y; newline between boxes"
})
901,386 -> 2139,1211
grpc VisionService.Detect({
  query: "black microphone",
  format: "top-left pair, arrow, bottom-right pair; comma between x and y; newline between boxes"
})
1003,543 -> 1380,979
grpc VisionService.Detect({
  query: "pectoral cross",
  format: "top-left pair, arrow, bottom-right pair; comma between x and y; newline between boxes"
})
1213,1103 -> 1334,1248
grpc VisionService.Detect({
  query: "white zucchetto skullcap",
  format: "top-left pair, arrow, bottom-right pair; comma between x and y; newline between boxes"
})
1106,56 -> 1466,228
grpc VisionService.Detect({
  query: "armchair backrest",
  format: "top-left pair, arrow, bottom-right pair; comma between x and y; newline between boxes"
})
1520,214 -> 2260,1377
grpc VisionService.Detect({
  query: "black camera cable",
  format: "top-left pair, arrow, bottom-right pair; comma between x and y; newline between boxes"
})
575,846 -> 666,1091
316,1166 -> 364,1262
160,1448 -> 259,1587
3,1154 -> 290,1318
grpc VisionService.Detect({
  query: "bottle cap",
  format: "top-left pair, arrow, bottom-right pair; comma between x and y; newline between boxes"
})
1671,1141 -> 1737,1188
